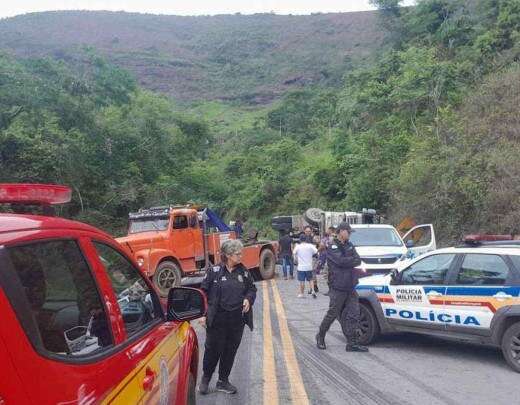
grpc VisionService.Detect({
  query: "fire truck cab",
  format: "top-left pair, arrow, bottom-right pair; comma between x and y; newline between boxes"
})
0,184 -> 206,405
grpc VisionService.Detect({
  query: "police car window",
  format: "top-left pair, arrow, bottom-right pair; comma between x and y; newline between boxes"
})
173,215 -> 188,229
8,240 -> 112,357
401,254 -> 455,285
457,254 -> 509,285
93,242 -> 160,337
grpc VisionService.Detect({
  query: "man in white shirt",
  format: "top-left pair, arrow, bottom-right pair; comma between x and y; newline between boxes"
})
293,234 -> 318,298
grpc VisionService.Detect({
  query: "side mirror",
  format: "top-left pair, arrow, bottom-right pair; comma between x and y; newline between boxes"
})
390,268 -> 399,284
167,287 -> 207,322
405,240 -> 414,248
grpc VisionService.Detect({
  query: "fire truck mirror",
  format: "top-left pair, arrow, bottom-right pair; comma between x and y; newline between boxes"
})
166,287 -> 207,322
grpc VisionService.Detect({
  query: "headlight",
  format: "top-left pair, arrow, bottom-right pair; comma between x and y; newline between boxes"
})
137,257 -> 144,267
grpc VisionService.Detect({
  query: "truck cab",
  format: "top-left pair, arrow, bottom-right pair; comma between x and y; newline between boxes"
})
0,184 -> 206,405
117,206 -> 277,297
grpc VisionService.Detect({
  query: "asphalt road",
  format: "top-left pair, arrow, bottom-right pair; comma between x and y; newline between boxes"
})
194,275 -> 520,405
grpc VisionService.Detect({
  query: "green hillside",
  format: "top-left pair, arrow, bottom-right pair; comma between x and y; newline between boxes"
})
0,10 -> 384,104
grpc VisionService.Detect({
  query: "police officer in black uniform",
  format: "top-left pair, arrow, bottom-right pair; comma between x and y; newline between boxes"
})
198,239 -> 257,395
316,222 -> 368,352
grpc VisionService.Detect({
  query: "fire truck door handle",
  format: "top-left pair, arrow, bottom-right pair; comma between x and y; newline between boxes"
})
142,367 -> 156,392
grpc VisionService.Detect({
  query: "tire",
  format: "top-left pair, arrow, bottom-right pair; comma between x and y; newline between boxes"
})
187,372 -> 196,405
501,321 -> 520,373
153,261 -> 182,298
357,303 -> 380,345
304,208 -> 324,226
259,249 -> 276,279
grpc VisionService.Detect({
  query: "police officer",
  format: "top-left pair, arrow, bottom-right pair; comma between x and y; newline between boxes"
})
198,239 -> 257,395
316,222 -> 368,352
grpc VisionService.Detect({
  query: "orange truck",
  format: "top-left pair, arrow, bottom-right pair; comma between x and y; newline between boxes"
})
116,205 -> 277,296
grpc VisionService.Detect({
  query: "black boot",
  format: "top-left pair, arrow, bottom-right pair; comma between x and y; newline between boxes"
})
316,333 -> 326,350
198,374 -> 211,395
216,379 -> 238,394
346,343 -> 369,352
314,283 -> 319,293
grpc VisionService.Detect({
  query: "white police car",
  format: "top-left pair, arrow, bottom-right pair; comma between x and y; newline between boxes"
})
355,235 -> 520,372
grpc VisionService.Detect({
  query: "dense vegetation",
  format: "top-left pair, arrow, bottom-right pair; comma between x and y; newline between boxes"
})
0,52 -> 213,233
2,1 -> 520,243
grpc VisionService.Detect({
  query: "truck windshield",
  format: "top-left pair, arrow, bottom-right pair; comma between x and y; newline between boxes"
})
350,228 -> 403,247
129,216 -> 169,233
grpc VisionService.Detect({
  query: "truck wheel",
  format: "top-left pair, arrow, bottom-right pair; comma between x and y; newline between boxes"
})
501,321 -> 520,373
357,303 -> 380,345
304,208 -> 324,226
153,261 -> 182,298
259,249 -> 276,279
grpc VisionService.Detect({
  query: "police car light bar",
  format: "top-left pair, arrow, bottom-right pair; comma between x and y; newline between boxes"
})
463,234 -> 513,243
0,184 -> 72,205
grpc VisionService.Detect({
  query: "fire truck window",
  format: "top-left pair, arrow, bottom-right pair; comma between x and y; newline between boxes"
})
8,241 -> 112,357
189,214 -> 198,228
173,215 -> 188,229
93,242 -> 161,337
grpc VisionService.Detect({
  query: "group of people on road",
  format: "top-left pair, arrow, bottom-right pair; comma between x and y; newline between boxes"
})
197,221 -> 367,396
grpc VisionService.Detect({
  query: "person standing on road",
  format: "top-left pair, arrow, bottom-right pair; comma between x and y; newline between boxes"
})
316,222 -> 368,352
293,234 -> 318,298
322,226 -> 336,297
198,239 -> 257,395
278,231 -> 294,280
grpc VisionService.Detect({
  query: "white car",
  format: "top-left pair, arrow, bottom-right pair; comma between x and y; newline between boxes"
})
350,224 -> 436,275
355,239 -> 520,372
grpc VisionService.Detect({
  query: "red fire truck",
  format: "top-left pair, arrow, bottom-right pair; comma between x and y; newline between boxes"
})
0,184 -> 206,404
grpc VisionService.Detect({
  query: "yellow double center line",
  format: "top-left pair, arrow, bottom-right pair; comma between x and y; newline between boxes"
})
262,281 -> 279,404
263,280 -> 310,405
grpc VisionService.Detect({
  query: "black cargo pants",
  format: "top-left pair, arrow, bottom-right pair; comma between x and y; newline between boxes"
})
319,288 -> 360,343
202,310 -> 245,381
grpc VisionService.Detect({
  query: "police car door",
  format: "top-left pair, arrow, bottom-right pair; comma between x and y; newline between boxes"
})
402,224 -> 436,258
443,252 -> 515,335
388,253 -> 457,330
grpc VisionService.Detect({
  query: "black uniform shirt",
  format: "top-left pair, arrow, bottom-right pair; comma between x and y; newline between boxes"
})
201,264 -> 257,329
219,267 -> 249,311
279,234 -> 293,257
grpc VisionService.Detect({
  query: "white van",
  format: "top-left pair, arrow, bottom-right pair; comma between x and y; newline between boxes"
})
350,224 -> 436,275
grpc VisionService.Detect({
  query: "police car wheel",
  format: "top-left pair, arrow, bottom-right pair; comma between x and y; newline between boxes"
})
259,249 -> 276,279
187,372 -> 196,405
501,321 -> 520,373
154,261 -> 182,298
357,303 -> 379,345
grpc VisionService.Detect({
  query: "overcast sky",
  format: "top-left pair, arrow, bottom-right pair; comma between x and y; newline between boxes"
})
0,1 -> 415,19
